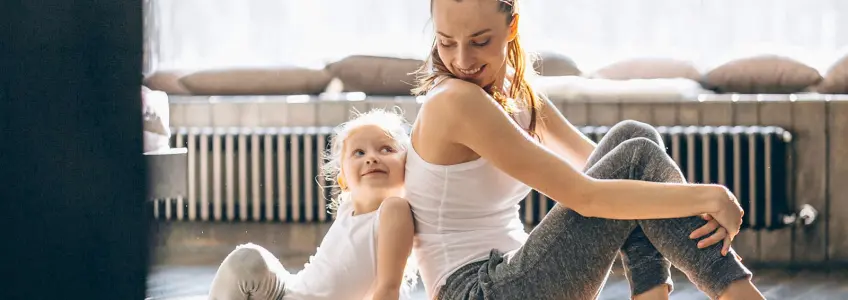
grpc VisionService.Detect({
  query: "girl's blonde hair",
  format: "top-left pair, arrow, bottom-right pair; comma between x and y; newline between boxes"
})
320,107 -> 411,213
318,107 -> 419,293
411,0 -> 543,138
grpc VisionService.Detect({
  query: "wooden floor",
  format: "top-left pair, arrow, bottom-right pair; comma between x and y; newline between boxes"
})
146,222 -> 848,300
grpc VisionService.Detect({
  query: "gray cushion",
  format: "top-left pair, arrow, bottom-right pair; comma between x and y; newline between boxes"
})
326,55 -> 424,95
532,52 -> 581,76
817,54 -> 848,94
180,67 -> 332,95
703,55 -> 822,94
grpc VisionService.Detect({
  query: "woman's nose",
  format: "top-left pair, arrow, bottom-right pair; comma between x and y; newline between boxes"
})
457,46 -> 475,68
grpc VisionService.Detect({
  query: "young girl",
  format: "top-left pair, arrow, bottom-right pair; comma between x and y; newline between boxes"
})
208,108 -> 418,300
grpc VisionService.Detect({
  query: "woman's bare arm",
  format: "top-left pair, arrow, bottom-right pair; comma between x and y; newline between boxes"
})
371,197 -> 415,300
537,95 -> 596,171
419,79 -> 720,219
534,93 -> 734,249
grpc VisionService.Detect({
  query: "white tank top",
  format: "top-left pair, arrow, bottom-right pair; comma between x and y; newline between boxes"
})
405,105 -> 534,297
284,200 -> 382,300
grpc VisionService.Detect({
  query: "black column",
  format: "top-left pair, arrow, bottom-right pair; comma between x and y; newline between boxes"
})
2,1 -> 149,300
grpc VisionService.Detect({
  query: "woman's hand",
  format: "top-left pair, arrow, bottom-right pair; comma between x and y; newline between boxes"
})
689,214 -> 726,249
690,214 -> 744,262
694,185 -> 743,256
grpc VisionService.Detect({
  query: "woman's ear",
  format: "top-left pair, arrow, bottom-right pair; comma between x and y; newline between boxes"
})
507,14 -> 519,42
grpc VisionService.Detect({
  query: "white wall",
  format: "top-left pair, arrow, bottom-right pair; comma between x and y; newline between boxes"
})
144,0 -> 848,74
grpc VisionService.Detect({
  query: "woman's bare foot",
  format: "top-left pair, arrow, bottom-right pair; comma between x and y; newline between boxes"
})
718,279 -> 765,300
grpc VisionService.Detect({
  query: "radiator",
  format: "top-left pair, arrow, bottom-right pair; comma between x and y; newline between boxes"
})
152,125 -> 794,230
520,125 -> 794,230
153,127 -> 335,223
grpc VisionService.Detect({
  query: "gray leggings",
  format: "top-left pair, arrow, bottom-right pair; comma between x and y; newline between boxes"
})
436,120 -> 752,300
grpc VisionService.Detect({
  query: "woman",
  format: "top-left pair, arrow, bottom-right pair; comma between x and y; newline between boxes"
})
404,0 -> 766,299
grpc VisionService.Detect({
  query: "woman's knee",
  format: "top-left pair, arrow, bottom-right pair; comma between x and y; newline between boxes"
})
586,137 -> 669,180
616,137 -> 665,156
618,137 -> 684,182
607,120 -> 664,147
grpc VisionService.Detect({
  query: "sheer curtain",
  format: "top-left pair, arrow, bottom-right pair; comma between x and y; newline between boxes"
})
144,0 -> 848,74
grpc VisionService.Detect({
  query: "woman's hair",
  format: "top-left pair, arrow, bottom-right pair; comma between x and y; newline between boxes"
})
319,107 -> 418,293
320,107 -> 411,214
411,0 -> 542,138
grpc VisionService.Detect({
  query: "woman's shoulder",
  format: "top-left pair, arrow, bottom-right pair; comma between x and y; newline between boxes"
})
428,77 -> 488,98
420,78 -> 496,117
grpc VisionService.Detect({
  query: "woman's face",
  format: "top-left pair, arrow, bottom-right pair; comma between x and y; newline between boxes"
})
432,0 -> 516,89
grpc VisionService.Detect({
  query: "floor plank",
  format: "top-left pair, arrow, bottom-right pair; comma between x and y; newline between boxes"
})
146,222 -> 848,300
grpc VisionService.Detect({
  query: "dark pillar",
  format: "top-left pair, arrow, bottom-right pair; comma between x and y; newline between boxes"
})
2,1 -> 149,299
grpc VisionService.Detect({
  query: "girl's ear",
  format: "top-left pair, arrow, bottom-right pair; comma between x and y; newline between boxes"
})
337,171 -> 348,190
507,14 -> 519,42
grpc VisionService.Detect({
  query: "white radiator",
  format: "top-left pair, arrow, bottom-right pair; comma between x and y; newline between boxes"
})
153,127 -> 334,222
153,125 -> 795,230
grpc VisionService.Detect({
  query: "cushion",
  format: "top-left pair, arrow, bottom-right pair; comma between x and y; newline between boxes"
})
817,54 -> 848,94
531,76 -> 711,102
179,67 -> 332,95
142,86 -> 171,153
532,52 -> 581,76
325,55 -> 424,95
143,71 -> 192,95
703,55 -> 822,94
592,58 -> 701,81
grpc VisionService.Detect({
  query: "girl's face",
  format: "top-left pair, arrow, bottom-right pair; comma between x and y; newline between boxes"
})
340,125 -> 406,195
432,0 -> 516,89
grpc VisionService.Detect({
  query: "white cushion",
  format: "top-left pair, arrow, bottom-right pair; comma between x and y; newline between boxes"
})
531,76 -> 711,102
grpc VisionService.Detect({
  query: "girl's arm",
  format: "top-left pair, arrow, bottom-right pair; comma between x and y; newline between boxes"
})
371,197 -> 415,300
417,78 -> 726,220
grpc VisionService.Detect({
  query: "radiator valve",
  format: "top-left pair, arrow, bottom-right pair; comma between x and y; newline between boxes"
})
782,204 -> 818,227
